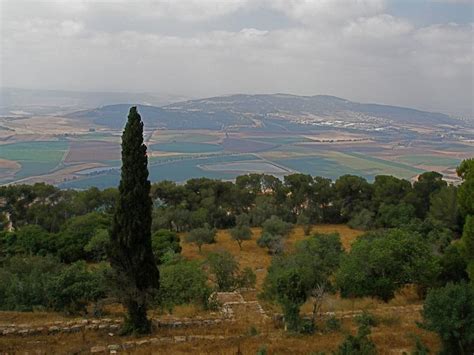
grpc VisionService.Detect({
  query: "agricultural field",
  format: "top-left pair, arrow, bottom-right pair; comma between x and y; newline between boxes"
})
0,141 -> 69,184
0,225 -> 441,354
0,125 -> 471,188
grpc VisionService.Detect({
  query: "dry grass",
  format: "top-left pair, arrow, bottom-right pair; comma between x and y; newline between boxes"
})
181,224 -> 363,289
0,307 -> 440,355
0,225 -> 442,354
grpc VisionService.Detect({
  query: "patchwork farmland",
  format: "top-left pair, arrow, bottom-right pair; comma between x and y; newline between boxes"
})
0,120 -> 472,188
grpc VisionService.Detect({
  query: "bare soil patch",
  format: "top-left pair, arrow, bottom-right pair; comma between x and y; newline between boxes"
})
65,141 -> 120,163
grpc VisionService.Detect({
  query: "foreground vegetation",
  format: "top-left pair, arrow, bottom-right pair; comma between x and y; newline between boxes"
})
0,108 -> 472,352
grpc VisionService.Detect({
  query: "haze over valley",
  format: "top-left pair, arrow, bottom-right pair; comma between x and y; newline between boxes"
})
0,89 -> 472,188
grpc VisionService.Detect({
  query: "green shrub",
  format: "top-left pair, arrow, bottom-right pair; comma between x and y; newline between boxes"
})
348,209 -> 375,230
355,311 -> 378,327
336,325 -> 377,355
336,229 -> 439,302
56,212 -> 110,263
156,259 -> 211,312
256,345 -> 268,355
0,255 -> 59,311
84,228 -> 110,261
151,229 -> 181,264
248,325 -> 258,336
257,232 -> 284,254
410,336 -> 430,355
47,261 -> 107,314
420,282 -> 474,354
257,216 -> 293,254
325,316 -> 341,332
0,256 -> 107,314
207,250 -> 256,291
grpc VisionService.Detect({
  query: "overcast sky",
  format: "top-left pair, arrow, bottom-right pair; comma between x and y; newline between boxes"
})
0,0 -> 473,116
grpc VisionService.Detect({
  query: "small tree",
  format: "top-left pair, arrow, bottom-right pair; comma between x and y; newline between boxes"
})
230,225 -> 252,250
296,213 -> 311,236
48,261 -> 107,315
263,234 -> 342,332
275,268 -> 307,332
420,282 -> 474,354
186,225 -> 216,253
262,216 -> 293,237
207,250 -> 256,291
257,216 -> 292,254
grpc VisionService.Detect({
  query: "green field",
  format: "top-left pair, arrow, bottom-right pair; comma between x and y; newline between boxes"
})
150,142 -> 223,153
59,154 -> 258,189
248,136 -> 311,145
152,132 -> 220,143
2,131 -> 467,189
396,154 -> 462,167
271,156 -> 366,180
0,141 -> 69,180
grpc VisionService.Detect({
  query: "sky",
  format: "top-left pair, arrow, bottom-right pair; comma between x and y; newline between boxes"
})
0,0 -> 473,117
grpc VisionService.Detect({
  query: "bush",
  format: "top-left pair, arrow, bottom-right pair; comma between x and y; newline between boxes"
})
376,203 -> 417,228
151,229 -> 181,264
296,213 -> 312,235
84,228 -> 110,261
257,216 -> 293,254
0,256 -> 107,314
257,232 -> 284,254
262,216 -> 292,237
0,255 -> 59,311
420,282 -> 474,354
437,244 -> 468,285
207,250 -> 256,291
56,212 -> 110,263
355,311 -> 378,327
4,225 -> 54,256
336,325 -> 377,355
156,259 -> 211,312
336,229 -> 439,302
248,325 -> 259,336
48,261 -> 108,314
348,209 -> 375,230
325,316 -> 341,332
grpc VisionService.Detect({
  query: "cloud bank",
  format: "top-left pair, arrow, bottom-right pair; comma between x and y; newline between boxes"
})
0,0 -> 472,116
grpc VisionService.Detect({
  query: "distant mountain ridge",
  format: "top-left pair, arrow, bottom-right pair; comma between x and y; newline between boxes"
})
66,93 -> 461,131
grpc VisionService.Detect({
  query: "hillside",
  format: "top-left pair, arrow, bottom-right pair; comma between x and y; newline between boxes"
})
0,225 -> 440,354
66,94 -> 462,132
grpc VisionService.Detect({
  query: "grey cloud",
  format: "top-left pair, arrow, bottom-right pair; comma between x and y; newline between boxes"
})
0,0 -> 472,117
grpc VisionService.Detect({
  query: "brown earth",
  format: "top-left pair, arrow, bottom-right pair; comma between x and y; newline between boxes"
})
65,141 -> 120,163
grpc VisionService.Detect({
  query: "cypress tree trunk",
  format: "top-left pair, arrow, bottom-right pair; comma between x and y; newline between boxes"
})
109,106 -> 159,335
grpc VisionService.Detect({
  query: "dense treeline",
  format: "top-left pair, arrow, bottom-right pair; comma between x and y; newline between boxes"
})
1,160 -> 473,352
0,170 -> 462,236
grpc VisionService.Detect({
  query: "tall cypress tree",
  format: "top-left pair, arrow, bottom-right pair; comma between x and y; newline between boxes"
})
109,106 -> 159,334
